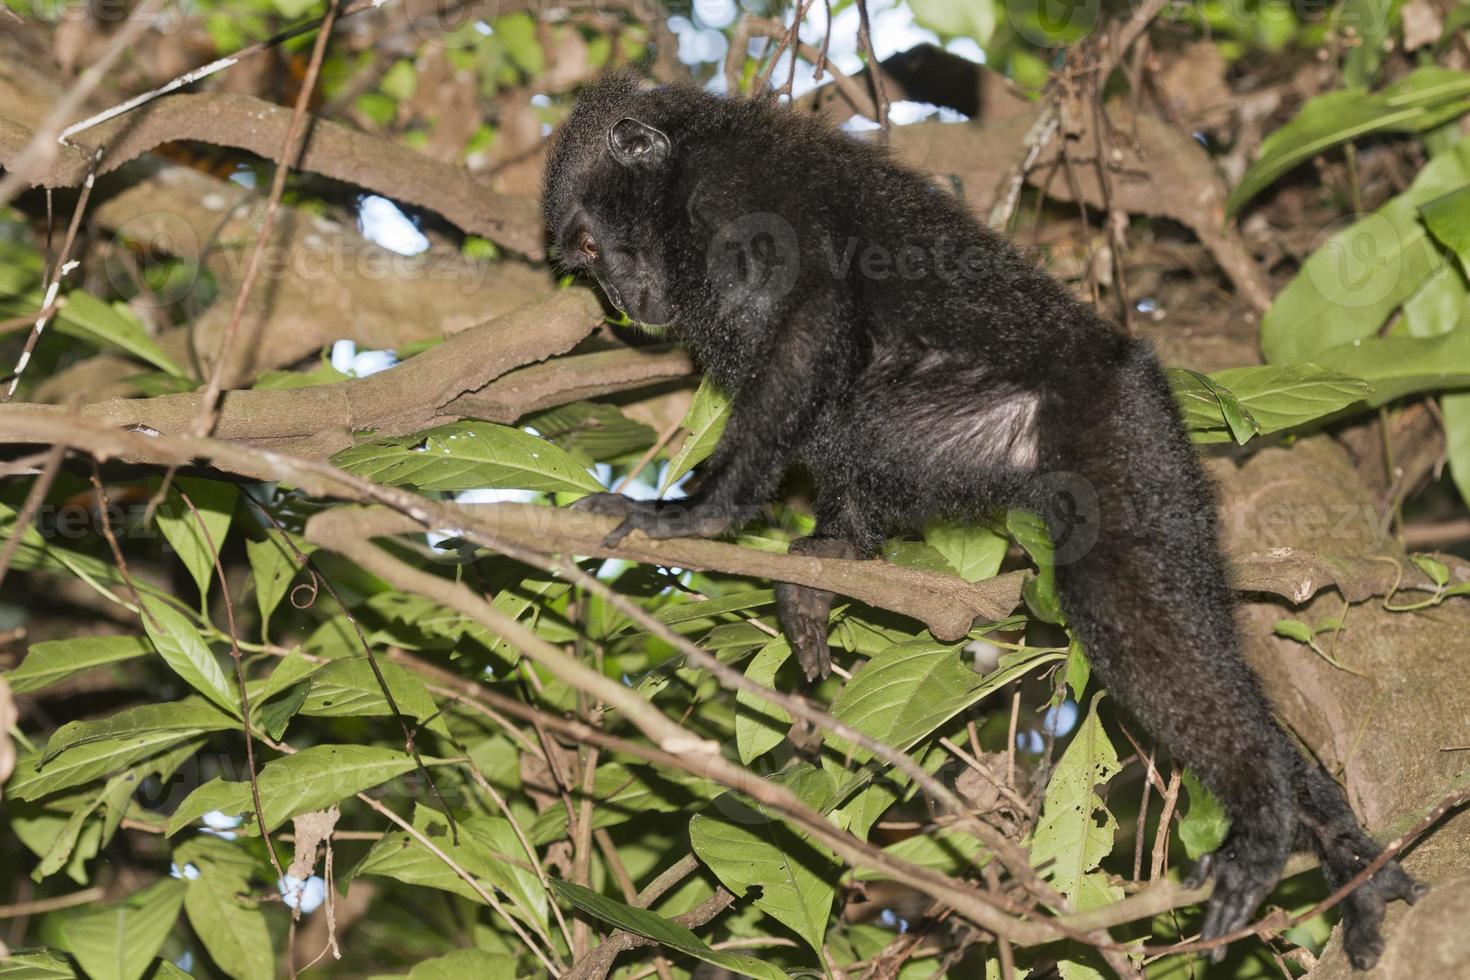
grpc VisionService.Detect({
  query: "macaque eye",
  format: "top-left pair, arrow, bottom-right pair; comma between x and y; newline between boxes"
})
575,230 -> 599,262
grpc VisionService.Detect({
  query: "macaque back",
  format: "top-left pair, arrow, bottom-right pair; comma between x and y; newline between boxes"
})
542,71 -> 1423,967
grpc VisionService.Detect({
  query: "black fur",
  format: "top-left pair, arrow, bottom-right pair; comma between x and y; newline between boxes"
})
541,72 -> 1424,966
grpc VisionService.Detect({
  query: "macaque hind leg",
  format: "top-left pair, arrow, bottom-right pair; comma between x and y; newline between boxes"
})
1292,758 -> 1426,969
776,497 -> 884,681
776,536 -> 861,680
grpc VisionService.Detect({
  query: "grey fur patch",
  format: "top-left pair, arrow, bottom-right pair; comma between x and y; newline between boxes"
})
938,389 -> 1040,470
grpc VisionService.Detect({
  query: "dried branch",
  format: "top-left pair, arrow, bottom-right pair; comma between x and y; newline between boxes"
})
0,91 -> 542,256
3,290 -> 606,452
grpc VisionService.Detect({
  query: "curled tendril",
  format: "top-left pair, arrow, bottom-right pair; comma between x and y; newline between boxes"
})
289,571 -> 321,610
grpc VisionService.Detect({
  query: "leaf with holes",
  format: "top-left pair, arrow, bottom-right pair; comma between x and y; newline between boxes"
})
1029,692 -> 1123,910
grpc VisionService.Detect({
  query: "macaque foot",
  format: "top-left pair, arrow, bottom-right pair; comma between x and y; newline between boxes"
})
1321,834 -> 1425,970
571,493 -> 731,547
775,536 -> 860,681
1189,844 -> 1277,964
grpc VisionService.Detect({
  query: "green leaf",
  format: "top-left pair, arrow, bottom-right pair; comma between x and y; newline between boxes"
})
356,811 -> 546,928
1065,639 -> 1090,701
332,421 -> 603,493
689,767 -> 839,958
1228,66 -> 1470,217
496,13 -> 545,75
1339,0 -> 1397,87
924,521 -> 1007,582
1310,328 -> 1470,405
257,681 -> 309,741
1261,137 -> 1470,364
1007,509 -> 1064,625
529,764 -> 712,845
1421,185 -> 1470,271
1174,369 -> 1259,444
907,0 -> 995,44
54,291 -> 189,378
852,827 -> 987,880
1178,772 -> 1230,861
153,477 -> 237,602
183,863 -> 273,980
380,59 -> 418,101
5,636 -> 150,694
246,529 -> 313,637
1403,263 -> 1470,338
1029,693 -> 1123,910
1181,365 -> 1372,439
61,878 -> 186,980
1411,554 -> 1451,587
299,657 -> 449,737
828,641 -> 978,754
260,645 -> 319,703
660,378 -> 729,493
1442,391 -> 1470,508
138,596 -> 238,717
523,401 -> 656,463
43,699 -> 236,763
551,879 -> 788,980
381,950 -> 520,980
829,642 -> 1065,759
0,949 -> 77,978
30,774 -> 133,882
168,745 -> 422,834
9,734 -> 206,802
270,0 -> 318,18
1273,619 -> 1315,644
735,638 -> 794,764
655,589 -> 775,626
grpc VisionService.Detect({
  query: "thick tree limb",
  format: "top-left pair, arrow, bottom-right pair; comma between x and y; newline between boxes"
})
13,342 -> 690,457
3,289 -> 606,455
0,90 -> 542,256
50,166 -> 555,392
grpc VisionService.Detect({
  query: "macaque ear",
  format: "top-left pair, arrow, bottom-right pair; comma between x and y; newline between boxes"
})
608,117 -> 670,167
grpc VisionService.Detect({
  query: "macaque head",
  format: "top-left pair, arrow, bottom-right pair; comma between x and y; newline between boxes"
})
542,73 -> 679,328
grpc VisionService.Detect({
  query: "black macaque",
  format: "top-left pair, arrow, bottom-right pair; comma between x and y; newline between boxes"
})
541,71 -> 1425,967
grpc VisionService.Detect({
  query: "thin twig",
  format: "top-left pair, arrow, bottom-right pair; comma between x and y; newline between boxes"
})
55,0 -> 391,146
179,488 -> 285,879
854,0 -> 890,137
0,441 -> 64,592
1149,770 -> 1182,881
0,888 -> 105,918
0,0 -> 167,206
1134,749 -> 1155,881
4,150 -> 99,402
461,762 -> 576,957
190,0 -> 346,439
